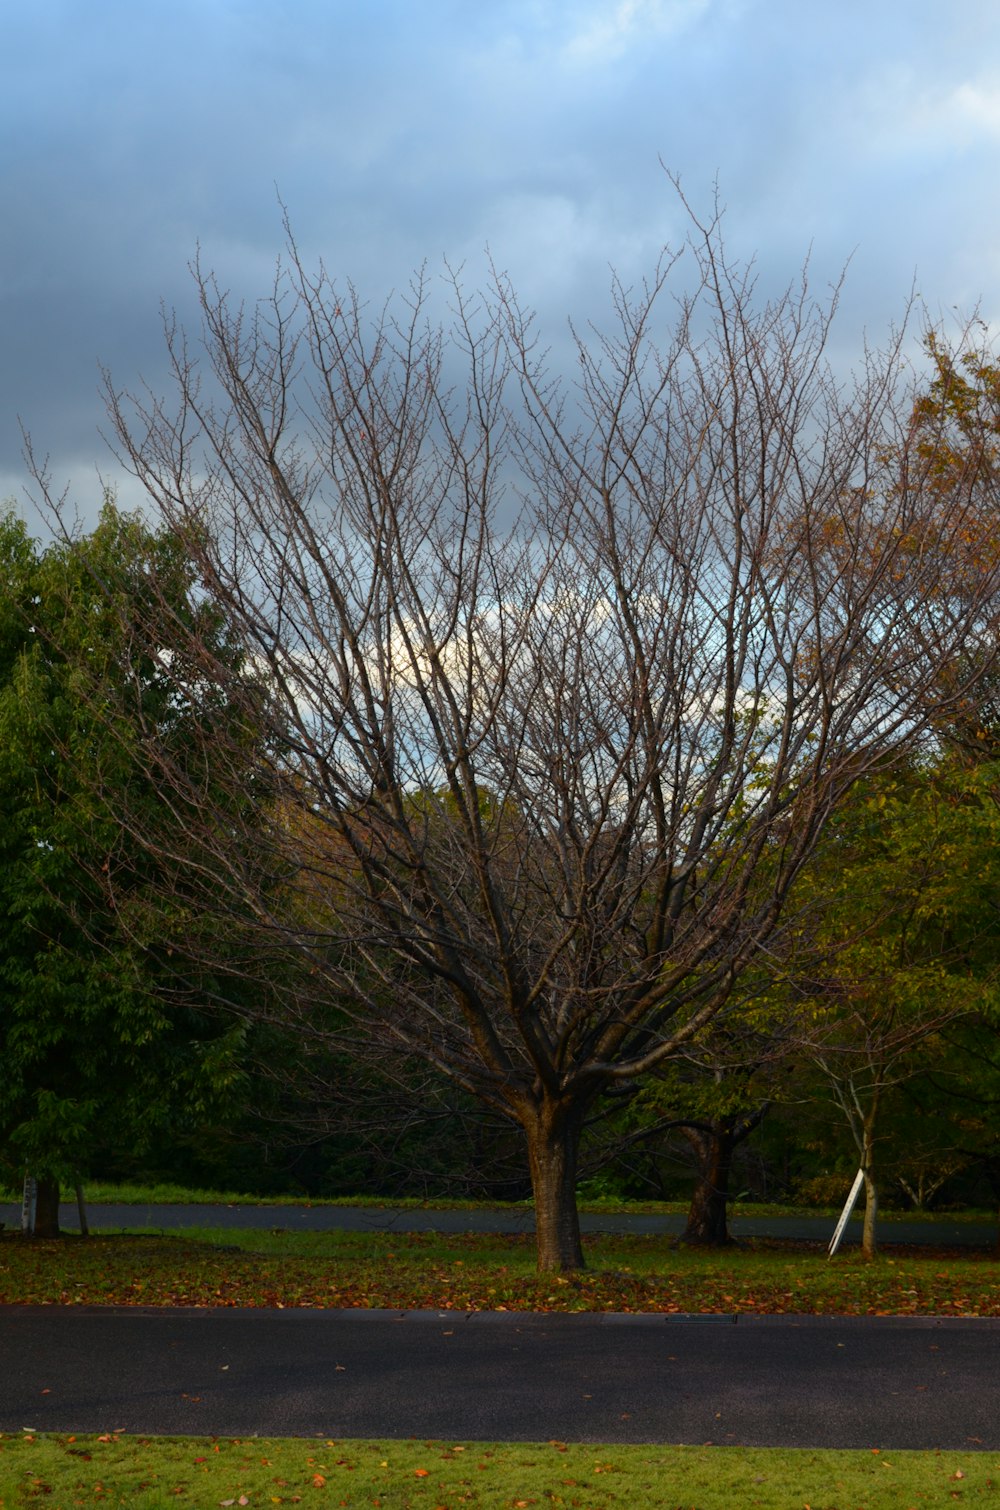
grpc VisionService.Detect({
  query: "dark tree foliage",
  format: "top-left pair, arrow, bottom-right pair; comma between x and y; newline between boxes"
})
0,505 -> 252,1231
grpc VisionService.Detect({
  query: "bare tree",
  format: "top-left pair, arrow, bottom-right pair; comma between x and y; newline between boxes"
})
48,200 -> 1000,1270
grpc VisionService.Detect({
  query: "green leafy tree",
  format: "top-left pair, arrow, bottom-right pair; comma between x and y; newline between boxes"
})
0,505 -> 250,1233
775,761 -> 1000,1255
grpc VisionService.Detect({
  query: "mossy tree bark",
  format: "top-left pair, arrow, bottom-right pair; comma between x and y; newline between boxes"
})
681,1121 -> 739,1246
33,1176 -> 61,1238
680,1104 -> 768,1246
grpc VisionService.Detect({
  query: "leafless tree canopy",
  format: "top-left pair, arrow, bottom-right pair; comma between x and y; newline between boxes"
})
62,202 -> 1000,1268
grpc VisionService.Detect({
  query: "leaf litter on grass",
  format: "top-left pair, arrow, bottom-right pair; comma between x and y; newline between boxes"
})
2,1435 -> 1000,1509
2,1227 -> 1000,1317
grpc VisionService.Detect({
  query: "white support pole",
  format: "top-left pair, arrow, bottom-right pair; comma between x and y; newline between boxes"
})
828,1167 -> 865,1258
21,1173 -> 37,1236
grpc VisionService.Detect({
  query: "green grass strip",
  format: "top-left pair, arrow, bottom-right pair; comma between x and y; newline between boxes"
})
0,1433 -> 997,1509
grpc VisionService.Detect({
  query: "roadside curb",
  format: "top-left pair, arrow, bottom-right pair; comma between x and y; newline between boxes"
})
5,1302 -> 999,1327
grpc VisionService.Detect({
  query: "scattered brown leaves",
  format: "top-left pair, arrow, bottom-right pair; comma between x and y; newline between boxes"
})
2,1229 -> 998,1317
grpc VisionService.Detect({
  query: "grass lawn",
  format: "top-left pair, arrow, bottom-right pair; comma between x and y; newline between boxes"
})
2,1183 -> 544,1212
1,1432 -> 998,1509
1,1226 -> 998,1314
4,1180 -> 995,1223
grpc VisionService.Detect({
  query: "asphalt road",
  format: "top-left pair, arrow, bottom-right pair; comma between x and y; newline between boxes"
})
2,1202 -> 997,1246
3,1305 -> 999,1448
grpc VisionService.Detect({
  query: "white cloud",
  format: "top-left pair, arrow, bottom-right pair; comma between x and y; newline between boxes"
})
561,0 -> 712,66
850,67 -> 1000,160
947,80 -> 1000,138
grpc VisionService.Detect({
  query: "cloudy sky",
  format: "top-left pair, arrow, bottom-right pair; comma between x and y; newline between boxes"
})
3,0 -> 1000,531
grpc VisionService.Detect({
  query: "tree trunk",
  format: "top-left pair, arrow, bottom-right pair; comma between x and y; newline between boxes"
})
861,1164 -> 878,1259
860,1099 -> 879,1259
681,1122 -> 737,1246
522,1099 -> 586,1272
75,1181 -> 89,1238
33,1175 -> 61,1238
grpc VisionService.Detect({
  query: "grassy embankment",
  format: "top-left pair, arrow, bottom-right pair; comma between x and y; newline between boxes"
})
1,1432 -> 997,1510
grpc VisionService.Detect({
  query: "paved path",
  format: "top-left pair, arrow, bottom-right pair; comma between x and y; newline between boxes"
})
3,1305 -> 999,1448
2,1202 -> 996,1246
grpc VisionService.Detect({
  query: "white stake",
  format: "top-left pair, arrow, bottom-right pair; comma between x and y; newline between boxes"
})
828,1168 -> 865,1257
